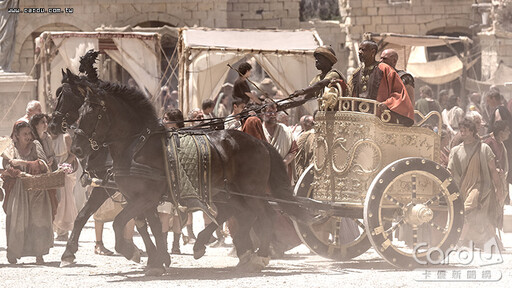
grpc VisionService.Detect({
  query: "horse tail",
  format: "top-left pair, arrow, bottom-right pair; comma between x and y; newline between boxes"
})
263,141 -> 315,224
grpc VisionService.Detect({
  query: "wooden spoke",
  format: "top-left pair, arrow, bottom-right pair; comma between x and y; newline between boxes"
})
384,194 -> 406,208
412,226 -> 418,248
428,221 -> 447,233
423,191 -> 444,206
355,219 -> 365,230
385,219 -> 404,234
411,174 -> 417,199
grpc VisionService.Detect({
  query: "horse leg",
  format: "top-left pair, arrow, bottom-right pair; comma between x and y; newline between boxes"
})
144,208 -> 170,270
61,187 -> 109,266
130,216 -> 150,264
231,207 -> 258,270
234,198 -> 273,272
113,202 -> 144,261
193,205 -> 233,259
252,201 -> 274,265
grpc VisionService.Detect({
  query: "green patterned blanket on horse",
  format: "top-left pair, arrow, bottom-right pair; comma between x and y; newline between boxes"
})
163,131 -> 216,223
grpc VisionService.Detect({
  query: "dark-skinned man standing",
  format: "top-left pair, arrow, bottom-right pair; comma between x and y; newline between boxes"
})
280,46 -> 345,111
349,40 -> 414,126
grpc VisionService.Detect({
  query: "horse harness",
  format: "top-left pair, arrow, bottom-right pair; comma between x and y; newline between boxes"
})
73,98 -> 110,152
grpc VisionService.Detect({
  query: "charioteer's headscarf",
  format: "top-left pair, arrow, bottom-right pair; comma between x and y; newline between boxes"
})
314,46 -> 337,65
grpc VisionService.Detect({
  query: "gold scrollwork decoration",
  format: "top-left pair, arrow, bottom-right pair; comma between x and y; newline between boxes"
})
332,139 -> 382,175
313,136 -> 328,172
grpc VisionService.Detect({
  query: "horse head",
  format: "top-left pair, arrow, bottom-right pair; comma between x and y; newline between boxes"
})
71,89 -> 111,159
49,69 -> 90,135
71,78 -> 159,159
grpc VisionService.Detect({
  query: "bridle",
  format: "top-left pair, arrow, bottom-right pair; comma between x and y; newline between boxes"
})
74,98 -> 110,151
54,85 -> 91,133
53,90 -> 71,133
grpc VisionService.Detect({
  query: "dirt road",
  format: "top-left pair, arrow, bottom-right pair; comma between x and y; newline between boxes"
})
1,212 -> 512,288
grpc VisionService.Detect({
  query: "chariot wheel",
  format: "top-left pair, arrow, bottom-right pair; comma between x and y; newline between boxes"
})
293,164 -> 371,260
364,157 -> 464,268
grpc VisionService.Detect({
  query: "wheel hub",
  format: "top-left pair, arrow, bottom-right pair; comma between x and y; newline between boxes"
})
404,203 -> 433,226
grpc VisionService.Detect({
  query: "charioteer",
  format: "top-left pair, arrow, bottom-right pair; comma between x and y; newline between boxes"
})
279,46 -> 346,111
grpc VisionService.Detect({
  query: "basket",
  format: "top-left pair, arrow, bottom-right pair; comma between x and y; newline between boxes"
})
20,170 -> 66,191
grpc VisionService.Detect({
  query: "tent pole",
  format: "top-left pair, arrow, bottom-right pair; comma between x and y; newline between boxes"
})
461,41 -> 469,102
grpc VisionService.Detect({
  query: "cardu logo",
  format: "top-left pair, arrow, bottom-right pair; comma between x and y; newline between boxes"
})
414,237 -> 503,282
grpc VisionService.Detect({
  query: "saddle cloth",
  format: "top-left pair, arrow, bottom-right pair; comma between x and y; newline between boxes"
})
163,131 -> 216,223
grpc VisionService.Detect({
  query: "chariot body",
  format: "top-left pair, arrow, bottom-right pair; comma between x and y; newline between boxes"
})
292,90 -> 464,268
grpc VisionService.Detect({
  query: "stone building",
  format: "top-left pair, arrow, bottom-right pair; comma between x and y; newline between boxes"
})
8,0 -> 511,99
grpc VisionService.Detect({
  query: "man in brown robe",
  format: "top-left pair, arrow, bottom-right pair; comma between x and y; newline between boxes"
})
448,118 -> 504,248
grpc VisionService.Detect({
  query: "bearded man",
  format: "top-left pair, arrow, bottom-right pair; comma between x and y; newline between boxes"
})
349,40 -> 414,126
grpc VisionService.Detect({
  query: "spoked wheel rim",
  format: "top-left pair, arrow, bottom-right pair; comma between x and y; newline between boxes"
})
293,165 -> 371,261
364,157 -> 464,269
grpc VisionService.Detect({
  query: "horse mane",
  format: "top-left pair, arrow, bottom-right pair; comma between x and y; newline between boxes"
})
99,81 -> 158,126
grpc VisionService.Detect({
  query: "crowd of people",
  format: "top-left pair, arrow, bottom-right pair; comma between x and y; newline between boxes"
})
0,39 -> 510,266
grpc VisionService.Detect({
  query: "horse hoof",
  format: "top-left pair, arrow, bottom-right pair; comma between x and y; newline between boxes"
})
236,250 -> 253,267
236,261 -> 264,273
60,259 -> 74,267
130,249 -> 141,263
145,267 -> 165,277
193,248 -> 206,260
259,256 -> 270,267
236,253 -> 267,272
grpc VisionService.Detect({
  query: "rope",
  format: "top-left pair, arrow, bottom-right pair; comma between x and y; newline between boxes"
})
152,42 -> 178,104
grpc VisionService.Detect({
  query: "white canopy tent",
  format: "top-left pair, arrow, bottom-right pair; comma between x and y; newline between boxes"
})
35,31 -> 161,109
367,33 -> 475,86
178,28 -> 323,114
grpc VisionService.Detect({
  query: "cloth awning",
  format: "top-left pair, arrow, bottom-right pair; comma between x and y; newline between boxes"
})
407,46 -> 478,85
466,63 -> 512,93
367,33 -> 474,85
178,28 -> 323,115
35,31 -> 161,106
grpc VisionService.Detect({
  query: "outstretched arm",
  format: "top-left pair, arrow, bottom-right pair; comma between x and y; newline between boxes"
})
278,79 -> 332,111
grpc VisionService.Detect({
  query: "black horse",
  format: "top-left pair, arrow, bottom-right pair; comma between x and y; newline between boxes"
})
70,78 -> 311,273
49,69 -> 168,271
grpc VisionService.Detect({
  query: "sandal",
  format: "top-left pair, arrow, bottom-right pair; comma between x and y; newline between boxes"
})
95,242 -> 114,256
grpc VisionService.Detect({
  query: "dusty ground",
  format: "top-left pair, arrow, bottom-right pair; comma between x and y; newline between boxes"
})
1,211 -> 512,288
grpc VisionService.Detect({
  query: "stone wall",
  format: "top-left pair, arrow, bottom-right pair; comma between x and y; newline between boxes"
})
479,30 -> 512,80
226,0 -> 301,29
343,0 -> 476,39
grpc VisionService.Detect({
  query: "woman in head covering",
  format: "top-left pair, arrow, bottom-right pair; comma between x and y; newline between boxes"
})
1,121 -> 54,264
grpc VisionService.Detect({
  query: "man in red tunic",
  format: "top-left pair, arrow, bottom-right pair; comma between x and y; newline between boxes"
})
349,40 -> 414,126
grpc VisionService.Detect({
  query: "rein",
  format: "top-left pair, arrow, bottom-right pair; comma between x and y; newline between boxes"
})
178,94 -> 314,130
